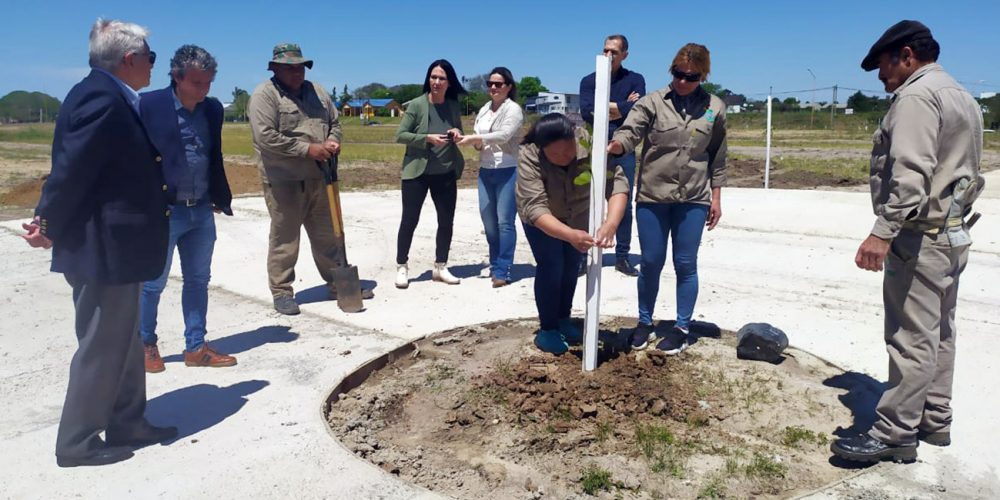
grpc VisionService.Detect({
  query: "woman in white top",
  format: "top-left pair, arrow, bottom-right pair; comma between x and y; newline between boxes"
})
459,67 -> 524,287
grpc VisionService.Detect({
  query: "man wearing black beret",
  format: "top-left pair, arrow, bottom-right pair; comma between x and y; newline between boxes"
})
832,20 -> 985,463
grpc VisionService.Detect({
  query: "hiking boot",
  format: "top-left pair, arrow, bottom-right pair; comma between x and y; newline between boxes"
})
143,344 -> 165,373
432,262 -> 461,284
631,323 -> 655,350
273,295 -> 300,315
917,430 -> 951,447
184,343 -> 237,367
615,258 -> 639,277
655,327 -> 688,355
831,432 -> 917,463
534,329 -> 568,355
559,318 -> 582,345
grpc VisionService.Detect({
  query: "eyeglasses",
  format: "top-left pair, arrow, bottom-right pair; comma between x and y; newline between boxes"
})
486,81 -> 507,88
671,67 -> 701,82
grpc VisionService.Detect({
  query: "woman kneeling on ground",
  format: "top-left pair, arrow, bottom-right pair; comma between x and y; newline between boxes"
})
394,59 -> 467,288
608,43 -> 727,355
516,113 -> 629,355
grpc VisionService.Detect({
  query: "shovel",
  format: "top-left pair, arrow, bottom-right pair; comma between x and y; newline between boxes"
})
318,155 -> 365,313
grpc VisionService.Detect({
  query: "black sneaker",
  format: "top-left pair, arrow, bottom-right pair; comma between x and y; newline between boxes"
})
655,328 -> 688,355
630,323 -> 655,350
615,258 -> 639,277
273,295 -> 300,315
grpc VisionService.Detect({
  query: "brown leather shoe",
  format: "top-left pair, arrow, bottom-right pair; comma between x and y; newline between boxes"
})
183,343 -> 237,368
144,344 -> 165,373
491,278 -> 508,288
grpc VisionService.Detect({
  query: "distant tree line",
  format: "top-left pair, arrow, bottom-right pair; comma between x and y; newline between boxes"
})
0,91 -> 61,123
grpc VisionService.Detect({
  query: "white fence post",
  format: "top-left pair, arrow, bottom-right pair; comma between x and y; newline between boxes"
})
764,95 -> 773,189
584,55 -> 612,372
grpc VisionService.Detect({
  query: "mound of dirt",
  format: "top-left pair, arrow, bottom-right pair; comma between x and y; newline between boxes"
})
326,318 -> 860,499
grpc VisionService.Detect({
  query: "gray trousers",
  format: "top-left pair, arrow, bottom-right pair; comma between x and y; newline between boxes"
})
55,274 -> 146,457
262,179 -> 346,298
870,229 -> 967,445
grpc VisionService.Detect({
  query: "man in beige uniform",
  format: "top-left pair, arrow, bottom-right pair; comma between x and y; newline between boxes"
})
249,43 -> 371,315
832,20 -> 984,464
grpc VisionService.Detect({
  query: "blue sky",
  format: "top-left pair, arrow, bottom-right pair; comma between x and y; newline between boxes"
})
2,1 -> 997,104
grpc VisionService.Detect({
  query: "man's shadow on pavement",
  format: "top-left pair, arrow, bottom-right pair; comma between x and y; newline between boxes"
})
162,326 -> 299,362
823,371 -> 887,469
295,280 -> 379,305
145,379 -> 269,445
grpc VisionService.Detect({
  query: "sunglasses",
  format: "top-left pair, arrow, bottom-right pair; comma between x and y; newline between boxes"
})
671,68 -> 701,82
486,81 -> 507,88
135,50 -> 156,65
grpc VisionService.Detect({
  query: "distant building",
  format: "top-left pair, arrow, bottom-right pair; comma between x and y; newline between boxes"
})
723,94 -> 746,114
980,91 -> 997,99
340,98 -> 403,118
526,92 -> 581,116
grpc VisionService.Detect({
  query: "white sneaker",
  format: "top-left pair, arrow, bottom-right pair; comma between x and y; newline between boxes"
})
395,264 -> 409,289
432,262 -> 460,285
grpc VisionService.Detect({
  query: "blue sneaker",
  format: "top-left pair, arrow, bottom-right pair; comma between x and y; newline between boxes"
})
631,322 -> 655,350
559,318 -> 582,345
534,329 -> 569,355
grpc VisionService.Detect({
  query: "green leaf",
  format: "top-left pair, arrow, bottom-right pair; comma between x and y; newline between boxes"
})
573,170 -> 592,186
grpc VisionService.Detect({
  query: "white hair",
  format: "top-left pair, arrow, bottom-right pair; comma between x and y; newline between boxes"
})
88,18 -> 149,72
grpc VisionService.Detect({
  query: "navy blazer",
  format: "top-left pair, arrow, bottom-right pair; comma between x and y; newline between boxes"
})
36,70 -> 170,284
139,87 -> 233,215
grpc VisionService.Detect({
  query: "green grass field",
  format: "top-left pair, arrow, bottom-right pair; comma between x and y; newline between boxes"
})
2,111 -> 996,170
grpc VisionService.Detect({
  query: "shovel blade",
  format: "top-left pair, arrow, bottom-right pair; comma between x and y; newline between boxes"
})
333,265 -> 364,313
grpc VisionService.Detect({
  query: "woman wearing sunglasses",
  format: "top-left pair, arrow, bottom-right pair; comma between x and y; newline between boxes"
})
607,43 -> 728,355
458,67 -> 524,287
517,113 -> 630,354
394,59 -> 467,289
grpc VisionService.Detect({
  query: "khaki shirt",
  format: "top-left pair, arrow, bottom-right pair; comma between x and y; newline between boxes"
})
516,130 -> 630,231
248,79 -> 342,182
869,63 -> 984,239
612,86 -> 727,205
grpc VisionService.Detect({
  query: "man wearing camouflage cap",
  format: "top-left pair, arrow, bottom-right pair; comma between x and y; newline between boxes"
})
831,20 -> 984,464
249,43 -> 371,315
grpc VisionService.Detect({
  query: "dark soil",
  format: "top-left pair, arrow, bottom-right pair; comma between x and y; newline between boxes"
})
326,318 -> 858,499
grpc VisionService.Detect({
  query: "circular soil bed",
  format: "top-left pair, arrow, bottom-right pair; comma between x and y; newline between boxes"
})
326,318 -> 860,499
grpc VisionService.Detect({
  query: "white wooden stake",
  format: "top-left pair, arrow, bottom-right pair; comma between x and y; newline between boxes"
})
764,95 -> 773,189
584,55 -> 612,372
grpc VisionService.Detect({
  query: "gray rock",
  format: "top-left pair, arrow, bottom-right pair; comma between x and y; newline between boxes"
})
736,322 -> 789,362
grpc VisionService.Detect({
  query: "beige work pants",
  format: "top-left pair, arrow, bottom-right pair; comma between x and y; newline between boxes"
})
262,179 -> 346,298
870,229 -> 968,445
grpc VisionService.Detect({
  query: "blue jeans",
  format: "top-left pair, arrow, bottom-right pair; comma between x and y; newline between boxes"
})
140,201 -> 217,351
613,152 -> 636,260
635,202 -> 709,329
523,223 -> 585,331
478,167 -> 517,280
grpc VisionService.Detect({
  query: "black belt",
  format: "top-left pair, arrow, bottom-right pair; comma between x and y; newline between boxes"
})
174,198 -> 204,207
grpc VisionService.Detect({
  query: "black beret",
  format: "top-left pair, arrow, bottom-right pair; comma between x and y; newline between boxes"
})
861,20 -> 934,71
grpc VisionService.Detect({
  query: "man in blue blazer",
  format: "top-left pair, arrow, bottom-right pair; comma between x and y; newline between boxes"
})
138,45 -> 236,373
22,18 -> 178,467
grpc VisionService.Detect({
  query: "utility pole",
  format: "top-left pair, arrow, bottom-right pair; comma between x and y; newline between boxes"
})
830,85 -> 838,130
807,69 -> 816,129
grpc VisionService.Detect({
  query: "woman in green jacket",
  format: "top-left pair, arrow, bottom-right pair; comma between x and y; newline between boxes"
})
394,59 -> 467,289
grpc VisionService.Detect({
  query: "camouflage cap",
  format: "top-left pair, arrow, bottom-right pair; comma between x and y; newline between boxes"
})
267,43 -> 313,70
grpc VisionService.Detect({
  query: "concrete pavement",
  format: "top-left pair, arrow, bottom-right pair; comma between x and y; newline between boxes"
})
1,183 -> 997,498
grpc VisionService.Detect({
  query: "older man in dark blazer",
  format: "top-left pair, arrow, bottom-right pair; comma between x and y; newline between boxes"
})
138,45 -> 236,373
22,18 -> 178,467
